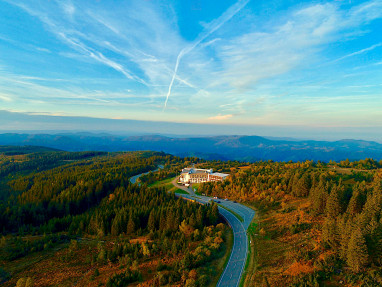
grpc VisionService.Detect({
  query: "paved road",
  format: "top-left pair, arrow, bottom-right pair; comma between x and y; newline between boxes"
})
172,182 -> 255,287
129,165 -> 163,184
130,172 -> 255,287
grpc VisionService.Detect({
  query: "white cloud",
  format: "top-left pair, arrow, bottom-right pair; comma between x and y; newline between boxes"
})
0,93 -> 12,102
3,0 -> 382,124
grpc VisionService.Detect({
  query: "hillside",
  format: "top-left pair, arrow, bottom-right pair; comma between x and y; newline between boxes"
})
1,133 -> 382,162
0,149 -> 230,286
196,159 -> 382,286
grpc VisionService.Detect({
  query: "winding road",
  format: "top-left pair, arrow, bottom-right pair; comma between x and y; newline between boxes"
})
130,169 -> 255,287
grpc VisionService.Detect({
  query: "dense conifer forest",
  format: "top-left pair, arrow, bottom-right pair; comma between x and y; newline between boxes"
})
0,148 -> 228,286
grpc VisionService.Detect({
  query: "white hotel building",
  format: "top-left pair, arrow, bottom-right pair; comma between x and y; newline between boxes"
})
179,167 -> 229,184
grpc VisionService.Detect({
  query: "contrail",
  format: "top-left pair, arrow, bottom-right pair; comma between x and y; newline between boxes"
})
164,50 -> 185,109
333,42 -> 382,63
163,0 -> 250,110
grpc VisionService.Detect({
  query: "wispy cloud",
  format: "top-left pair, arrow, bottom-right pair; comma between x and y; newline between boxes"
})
331,42 -> 382,63
163,0 -> 250,109
0,93 -> 12,102
6,1 -> 153,87
1,0 -> 382,126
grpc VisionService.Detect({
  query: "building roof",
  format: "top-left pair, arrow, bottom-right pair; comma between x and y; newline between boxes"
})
210,172 -> 229,177
181,167 -> 212,174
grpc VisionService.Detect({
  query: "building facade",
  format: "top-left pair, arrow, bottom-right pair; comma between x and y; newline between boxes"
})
179,167 -> 229,184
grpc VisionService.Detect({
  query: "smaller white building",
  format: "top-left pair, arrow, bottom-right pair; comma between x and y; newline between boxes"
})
179,167 -> 229,184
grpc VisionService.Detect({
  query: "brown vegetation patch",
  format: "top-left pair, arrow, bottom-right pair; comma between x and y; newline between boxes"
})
284,260 -> 315,276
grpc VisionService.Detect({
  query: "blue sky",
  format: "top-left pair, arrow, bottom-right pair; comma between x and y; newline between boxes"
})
0,0 -> 382,138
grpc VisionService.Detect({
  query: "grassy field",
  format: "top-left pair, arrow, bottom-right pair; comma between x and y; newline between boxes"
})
149,177 -> 189,194
191,183 -> 201,195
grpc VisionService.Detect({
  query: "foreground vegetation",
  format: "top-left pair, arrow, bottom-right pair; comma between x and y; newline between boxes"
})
2,146 -> 381,286
0,148 -> 229,286
198,159 -> 382,286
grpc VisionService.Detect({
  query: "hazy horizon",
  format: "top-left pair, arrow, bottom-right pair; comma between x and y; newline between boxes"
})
1,110 -> 382,143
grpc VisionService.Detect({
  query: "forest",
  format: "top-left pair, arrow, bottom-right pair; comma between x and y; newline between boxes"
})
0,148 -> 228,286
197,159 -> 382,286
1,145 -> 382,286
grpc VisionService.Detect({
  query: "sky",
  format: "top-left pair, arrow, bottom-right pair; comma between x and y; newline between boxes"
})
0,0 -> 382,139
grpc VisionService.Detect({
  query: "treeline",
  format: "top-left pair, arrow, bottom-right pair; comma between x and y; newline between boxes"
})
0,145 -> 57,155
0,150 -> 106,177
332,158 -> 382,170
0,234 -> 69,261
0,151 -> 166,233
39,186 -> 219,238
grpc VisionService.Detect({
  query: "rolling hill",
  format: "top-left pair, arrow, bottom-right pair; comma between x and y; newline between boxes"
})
1,133 -> 382,162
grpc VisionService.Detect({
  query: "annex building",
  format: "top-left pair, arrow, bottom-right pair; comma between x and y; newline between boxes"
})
179,167 -> 229,184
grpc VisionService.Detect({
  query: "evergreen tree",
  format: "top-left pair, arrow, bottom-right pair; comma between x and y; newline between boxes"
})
326,186 -> 341,218
347,190 -> 363,216
127,215 -> 136,235
111,214 -> 122,236
209,203 -> 219,225
347,227 -> 368,272
295,174 -> 310,197
322,217 -> 338,247
311,179 -> 327,214
147,210 -> 156,232
337,215 -> 353,260
196,206 -> 204,228
166,208 -> 175,231
364,218 -> 382,265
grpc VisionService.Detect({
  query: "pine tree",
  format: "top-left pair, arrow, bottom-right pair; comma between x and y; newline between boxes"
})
291,172 -> 301,196
347,190 -> 362,216
209,203 -> 219,225
364,218 -> 382,265
171,240 -> 178,256
311,179 -> 327,215
147,210 -> 156,232
159,209 -> 167,231
322,217 -> 338,247
166,208 -> 175,231
347,227 -> 368,272
362,188 -> 382,224
326,186 -> 341,218
127,216 -> 136,235
337,215 -> 353,260
295,174 -> 310,197
111,214 -> 121,236
196,206 -> 204,228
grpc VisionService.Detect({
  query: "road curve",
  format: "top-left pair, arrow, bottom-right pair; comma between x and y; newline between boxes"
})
129,165 -> 164,184
130,171 -> 255,287
172,182 -> 255,287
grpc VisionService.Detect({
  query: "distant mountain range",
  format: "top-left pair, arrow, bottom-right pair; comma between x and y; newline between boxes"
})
1,133 -> 382,162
